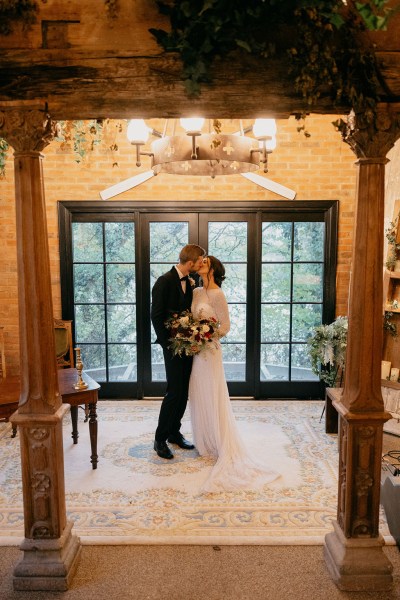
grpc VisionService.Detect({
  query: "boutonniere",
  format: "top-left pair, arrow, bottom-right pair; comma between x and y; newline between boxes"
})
188,277 -> 196,287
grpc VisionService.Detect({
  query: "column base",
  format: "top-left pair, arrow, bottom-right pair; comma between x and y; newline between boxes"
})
13,521 -> 81,591
324,521 -> 393,591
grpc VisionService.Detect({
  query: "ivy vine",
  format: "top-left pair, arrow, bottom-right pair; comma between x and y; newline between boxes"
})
0,139 -> 9,178
385,211 -> 400,270
150,0 -> 395,126
384,311 -> 398,337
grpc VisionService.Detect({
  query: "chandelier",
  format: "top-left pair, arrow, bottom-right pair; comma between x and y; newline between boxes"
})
126,118 -> 277,178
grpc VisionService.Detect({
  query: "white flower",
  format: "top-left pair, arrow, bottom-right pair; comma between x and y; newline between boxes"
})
179,316 -> 190,325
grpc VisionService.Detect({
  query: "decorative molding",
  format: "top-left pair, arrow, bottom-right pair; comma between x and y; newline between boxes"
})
339,107 -> 400,160
0,108 -> 58,153
29,428 -> 49,441
337,417 -> 384,539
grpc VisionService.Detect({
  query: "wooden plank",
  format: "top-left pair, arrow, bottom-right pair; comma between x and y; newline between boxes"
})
0,53 -> 349,119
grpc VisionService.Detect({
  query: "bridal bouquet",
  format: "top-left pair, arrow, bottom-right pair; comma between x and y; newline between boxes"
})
165,310 -> 220,356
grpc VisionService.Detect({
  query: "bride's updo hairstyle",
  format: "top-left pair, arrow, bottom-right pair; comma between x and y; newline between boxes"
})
208,255 -> 226,287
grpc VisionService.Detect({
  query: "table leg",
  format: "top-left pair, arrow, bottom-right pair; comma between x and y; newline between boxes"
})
70,405 -> 79,444
325,391 -> 338,434
88,402 -> 98,469
11,424 -> 17,438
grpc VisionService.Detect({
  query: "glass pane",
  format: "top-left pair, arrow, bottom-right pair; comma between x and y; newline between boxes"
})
208,222 -> 247,261
291,344 -> 319,381
151,322 -> 157,344
221,344 -> 246,381
223,264 -> 247,302
105,222 -> 135,262
75,305 -> 105,343
294,222 -> 324,262
150,263 -> 174,290
262,222 -> 292,262
293,264 -> 323,302
152,344 -> 166,381
262,264 -> 291,302
108,344 -> 137,381
107,305 -> 136,343
107,264 -> 135,302
226,303 -> 246,342
150,222 -> 189,262
74,264 -> 104,303
80,344 -> 106,382
72,222 -> 103,262
261,304 -> 290,342
260,344 -> 289,381
292,303 -> 322,342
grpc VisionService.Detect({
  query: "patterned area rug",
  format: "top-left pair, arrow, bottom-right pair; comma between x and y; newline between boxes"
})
0,400 -> 392,546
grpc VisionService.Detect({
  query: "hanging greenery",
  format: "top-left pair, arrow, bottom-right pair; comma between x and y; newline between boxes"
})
55,120 -> 105,163
150,1 -> 394,126
0,120 -> 125,177
0,138 -> 9,178
385,211 -> 400,270
384,311 -> 398,337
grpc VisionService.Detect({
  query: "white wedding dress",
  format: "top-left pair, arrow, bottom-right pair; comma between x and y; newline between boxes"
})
189,286 -> 280,492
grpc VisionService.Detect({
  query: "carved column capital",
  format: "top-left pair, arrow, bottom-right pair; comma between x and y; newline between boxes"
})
339,106 -> 400,160
0,108 -> 58,153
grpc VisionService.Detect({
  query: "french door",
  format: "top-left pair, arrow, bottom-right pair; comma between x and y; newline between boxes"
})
59,201 -> 337,399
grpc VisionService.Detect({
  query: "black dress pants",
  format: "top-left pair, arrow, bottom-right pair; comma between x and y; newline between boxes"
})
155,347 -> 193,442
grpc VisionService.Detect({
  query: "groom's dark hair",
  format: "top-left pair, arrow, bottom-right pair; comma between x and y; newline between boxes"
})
179,244 -> 205,264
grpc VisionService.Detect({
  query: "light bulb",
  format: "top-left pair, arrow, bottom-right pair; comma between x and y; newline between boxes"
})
127,119 -> 150,144
180,117 -> 205,134
253,118 -> 277,139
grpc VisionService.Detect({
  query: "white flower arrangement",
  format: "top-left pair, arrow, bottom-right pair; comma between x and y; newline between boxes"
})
308,316 -> 348,387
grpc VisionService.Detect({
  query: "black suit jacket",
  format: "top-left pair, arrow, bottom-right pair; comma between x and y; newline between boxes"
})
151,267 -> 193,348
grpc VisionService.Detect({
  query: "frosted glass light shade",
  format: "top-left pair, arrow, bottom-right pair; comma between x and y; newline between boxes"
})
179,117 -> 205,134
265,135 -> 277,151
253,118 -> 277,139
127,119 -> 150,144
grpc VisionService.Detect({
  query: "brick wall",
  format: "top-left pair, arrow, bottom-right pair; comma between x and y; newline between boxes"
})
0,115 -> 360,375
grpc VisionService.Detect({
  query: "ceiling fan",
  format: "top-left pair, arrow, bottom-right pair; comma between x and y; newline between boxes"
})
99,119 -> 297,201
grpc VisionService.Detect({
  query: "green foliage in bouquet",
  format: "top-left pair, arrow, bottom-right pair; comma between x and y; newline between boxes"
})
308,316 -> 348,387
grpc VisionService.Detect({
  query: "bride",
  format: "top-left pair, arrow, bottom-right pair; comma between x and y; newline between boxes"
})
189,255 -> 280,492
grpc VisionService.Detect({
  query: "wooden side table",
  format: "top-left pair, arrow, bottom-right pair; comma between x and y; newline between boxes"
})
0,376 -> 20,437
0,369 -> 100,469
58,369 -> 100,469
325,387 -> 342,433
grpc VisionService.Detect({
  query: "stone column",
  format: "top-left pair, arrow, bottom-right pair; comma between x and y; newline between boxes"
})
0,103 -> 81,591
324,107 -> 400,591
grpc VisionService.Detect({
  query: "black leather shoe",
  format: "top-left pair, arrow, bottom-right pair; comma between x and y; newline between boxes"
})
154,440 -> 174,459
168,435 -> 195,450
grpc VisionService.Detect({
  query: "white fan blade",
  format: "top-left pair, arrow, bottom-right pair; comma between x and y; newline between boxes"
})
99,171 -> 155,200
241,172 -> 296,200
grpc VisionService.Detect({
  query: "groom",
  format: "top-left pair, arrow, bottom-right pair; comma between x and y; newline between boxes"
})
151,244 -> 205,459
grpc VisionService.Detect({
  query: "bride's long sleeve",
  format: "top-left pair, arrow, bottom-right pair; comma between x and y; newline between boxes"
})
213,289 -> 230,338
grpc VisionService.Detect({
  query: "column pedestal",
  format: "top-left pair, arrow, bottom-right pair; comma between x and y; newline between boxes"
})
324,521 -> 393,591
13,521 -> 81,592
